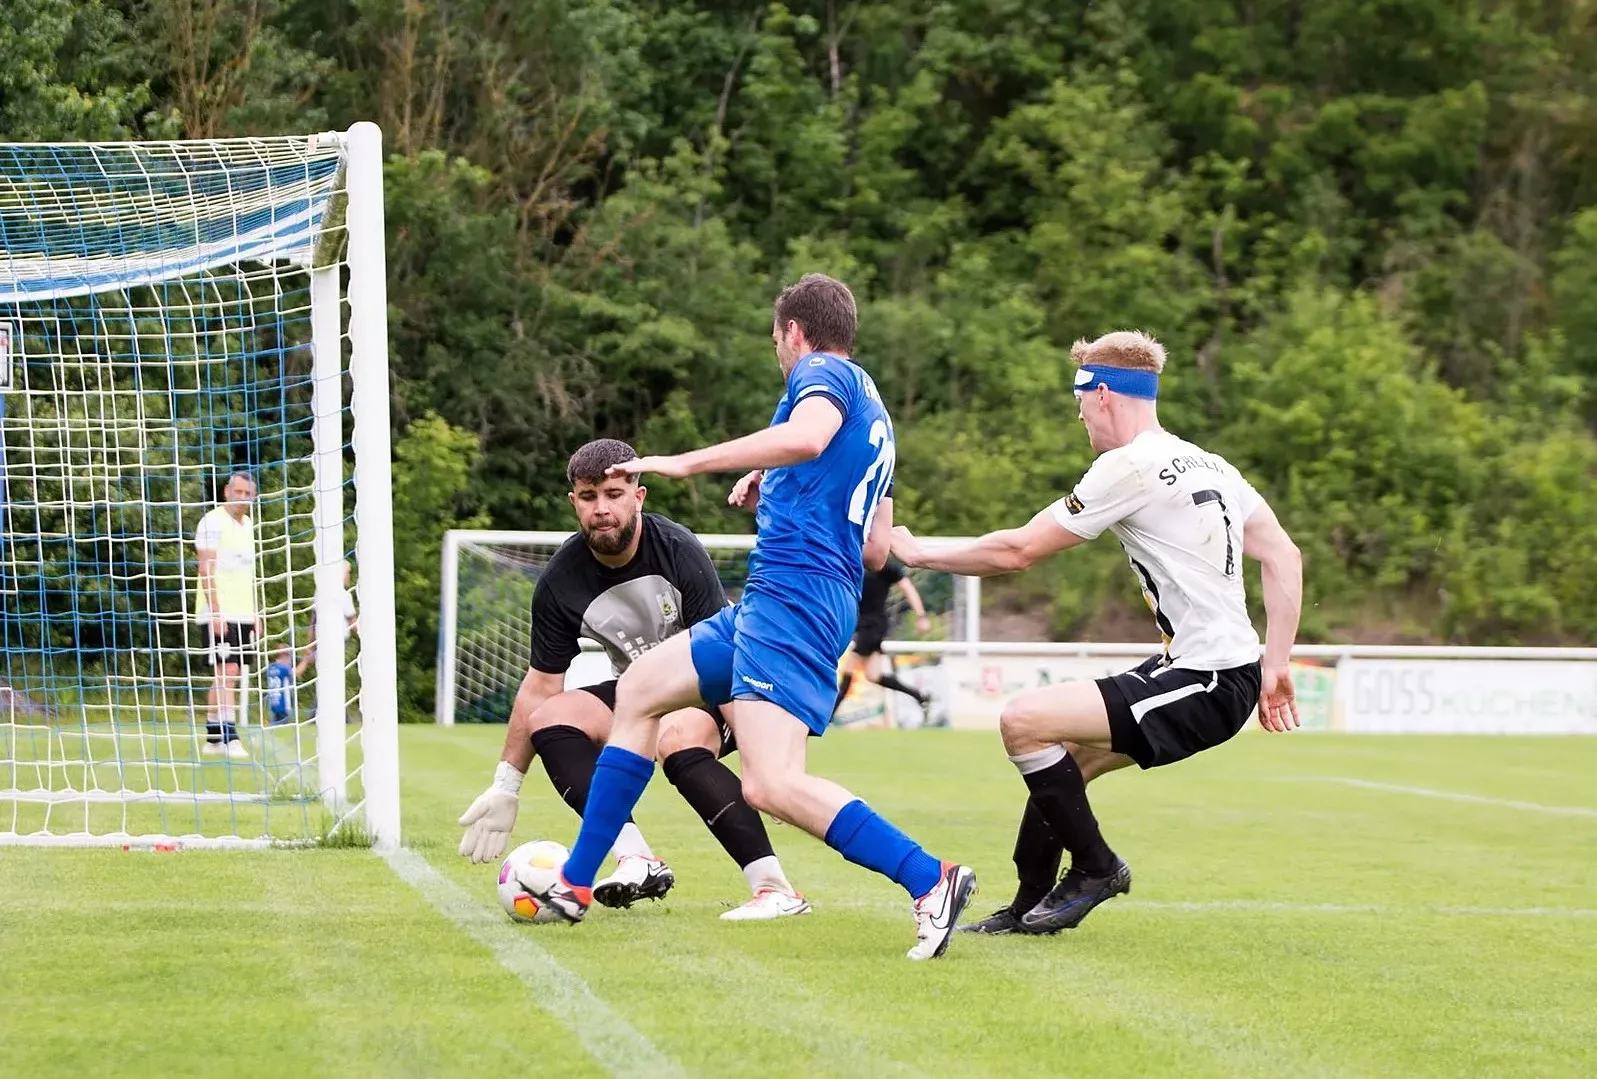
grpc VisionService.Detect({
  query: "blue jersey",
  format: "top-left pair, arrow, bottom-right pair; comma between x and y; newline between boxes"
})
265,661 -> 294,716
749,352 -> 895,592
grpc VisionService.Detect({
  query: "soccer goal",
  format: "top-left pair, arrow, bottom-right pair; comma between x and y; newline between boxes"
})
0,125 -> 399,849
435,529 -> 981,727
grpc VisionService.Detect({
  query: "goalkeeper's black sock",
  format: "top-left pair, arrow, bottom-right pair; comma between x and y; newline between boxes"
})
531,724 -> 629,822
877,672 -> 928,706
831,672 -> 855,716
663,747 -> 774,868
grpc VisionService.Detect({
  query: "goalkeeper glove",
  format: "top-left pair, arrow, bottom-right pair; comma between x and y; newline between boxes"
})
457,760 -> 524,863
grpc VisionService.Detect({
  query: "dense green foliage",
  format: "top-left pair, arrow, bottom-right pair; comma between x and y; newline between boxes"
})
5,0 -> 1596,716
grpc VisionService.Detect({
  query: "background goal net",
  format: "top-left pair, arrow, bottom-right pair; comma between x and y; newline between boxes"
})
436,530 -> 974,729
0,125 -> 399,849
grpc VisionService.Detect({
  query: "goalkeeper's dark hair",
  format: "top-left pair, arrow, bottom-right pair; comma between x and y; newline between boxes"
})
774,273 -> 857,354
567,439 -> 639,487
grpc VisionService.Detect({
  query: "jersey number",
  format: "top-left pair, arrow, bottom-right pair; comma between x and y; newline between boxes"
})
1191,489 -> 1236,577
847,419 -> 896,538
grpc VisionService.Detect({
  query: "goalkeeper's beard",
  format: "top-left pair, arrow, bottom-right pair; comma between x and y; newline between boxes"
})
583,514 -> 638,557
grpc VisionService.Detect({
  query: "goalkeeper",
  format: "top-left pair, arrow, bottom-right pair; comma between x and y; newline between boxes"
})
458,440 -> 810,922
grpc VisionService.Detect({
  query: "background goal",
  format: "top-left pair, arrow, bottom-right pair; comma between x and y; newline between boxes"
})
0,125 -> 399,849
435,530 -> 977,728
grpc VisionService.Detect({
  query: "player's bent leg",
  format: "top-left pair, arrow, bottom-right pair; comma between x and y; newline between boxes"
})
994,680 -> 1130,935
658,708 -> 808,920
520,687 -> 670,907
962,741 -> 1135,935
999,680 -> 1114,755
555,629 -> 715,915
730,698 -> 975,959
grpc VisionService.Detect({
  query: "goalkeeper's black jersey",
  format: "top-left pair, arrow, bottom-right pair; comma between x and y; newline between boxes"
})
528,514 -> 728,678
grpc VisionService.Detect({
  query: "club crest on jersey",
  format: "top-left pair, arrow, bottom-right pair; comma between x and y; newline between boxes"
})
656,594 -> 678,626
1064,491 -> 1086,515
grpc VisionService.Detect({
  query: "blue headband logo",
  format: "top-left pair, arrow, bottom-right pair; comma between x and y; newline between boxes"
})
1073,365 -> 1159,400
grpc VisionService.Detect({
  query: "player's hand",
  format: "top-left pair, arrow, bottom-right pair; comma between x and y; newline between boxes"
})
458,787 -> 519,863
1258,665 -> 1300,732
890,526 -> 922,567
255,617 -> 264,638
210,615 -> 225,636
728,470 -> 763,511
607,455 -> 690,480
457,762 -> 525,863
915,614 -> 932,635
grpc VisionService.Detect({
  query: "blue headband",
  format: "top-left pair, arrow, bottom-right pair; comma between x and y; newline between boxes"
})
1073,364 -> 1159,400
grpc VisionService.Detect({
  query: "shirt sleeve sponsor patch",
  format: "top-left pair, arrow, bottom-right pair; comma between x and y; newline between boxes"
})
1064,492 -> 1085,515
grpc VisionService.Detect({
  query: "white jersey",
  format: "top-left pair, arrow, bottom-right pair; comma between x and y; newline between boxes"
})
1050,430 -> 1263,670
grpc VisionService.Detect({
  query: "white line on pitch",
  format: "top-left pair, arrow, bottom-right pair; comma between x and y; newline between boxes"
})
1294,776 -> 1597,818
381,847 -> 685,1079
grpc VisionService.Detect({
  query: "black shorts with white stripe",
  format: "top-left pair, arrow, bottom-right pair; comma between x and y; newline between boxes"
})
1097,655 -> 1261,769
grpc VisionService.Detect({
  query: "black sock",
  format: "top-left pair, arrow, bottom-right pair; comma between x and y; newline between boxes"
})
1020,754 -> 1117,877
831,672 -> 855,716
662,747 -> 775,868
530,724 -> 627,822
877,672 -> 927,705
1011,795 -> 1064,912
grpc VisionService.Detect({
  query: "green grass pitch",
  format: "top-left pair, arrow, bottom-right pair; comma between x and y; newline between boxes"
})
2,726 -> 1595,1078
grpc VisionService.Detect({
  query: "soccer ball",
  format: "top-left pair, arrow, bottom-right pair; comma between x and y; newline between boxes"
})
497,839 -> 570,924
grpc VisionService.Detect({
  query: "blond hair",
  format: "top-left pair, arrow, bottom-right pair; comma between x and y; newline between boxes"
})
1070,330 -> 1166,374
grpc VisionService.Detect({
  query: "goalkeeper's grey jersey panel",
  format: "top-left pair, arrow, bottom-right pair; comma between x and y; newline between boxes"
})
581,575 -> 686,676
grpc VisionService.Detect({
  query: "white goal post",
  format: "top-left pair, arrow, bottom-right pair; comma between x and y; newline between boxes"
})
0,124 -> 400,848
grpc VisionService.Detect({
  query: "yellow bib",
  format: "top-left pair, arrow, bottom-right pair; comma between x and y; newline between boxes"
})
194,509 -> 256,622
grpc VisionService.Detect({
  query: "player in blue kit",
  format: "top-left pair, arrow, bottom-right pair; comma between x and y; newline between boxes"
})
536,274 -> 977,959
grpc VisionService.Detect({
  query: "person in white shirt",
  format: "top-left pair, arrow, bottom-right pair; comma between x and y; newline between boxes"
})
193,472 -> 262,761
892,330 -> 1304,935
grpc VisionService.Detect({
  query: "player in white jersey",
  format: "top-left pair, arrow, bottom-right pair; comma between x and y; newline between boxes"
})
892,330 -> 1303,934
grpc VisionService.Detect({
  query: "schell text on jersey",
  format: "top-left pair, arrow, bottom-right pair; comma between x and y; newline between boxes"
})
1158,454 -> 1229,485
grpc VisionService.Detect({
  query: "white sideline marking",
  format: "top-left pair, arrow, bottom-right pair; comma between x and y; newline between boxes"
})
1301,776 -> 1597,818
380,847 -> 685,1079
1123,899 -> 1597,918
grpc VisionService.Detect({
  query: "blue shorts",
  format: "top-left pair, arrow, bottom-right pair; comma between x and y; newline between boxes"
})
688,576 -> 858,736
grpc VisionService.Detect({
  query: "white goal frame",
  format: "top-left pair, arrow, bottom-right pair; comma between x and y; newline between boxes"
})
434,528 -> 985,726
0,123 -> 401,849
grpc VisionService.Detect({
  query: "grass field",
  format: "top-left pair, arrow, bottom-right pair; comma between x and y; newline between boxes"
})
2,725 -> 1595,1078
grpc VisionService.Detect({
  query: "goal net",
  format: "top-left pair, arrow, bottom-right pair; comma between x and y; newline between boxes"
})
0,126 -> 400,849
436,530 -> 974,729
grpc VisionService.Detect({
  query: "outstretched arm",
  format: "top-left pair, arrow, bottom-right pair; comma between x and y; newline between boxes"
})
1243,500 -> 1303,732
892,508 -> 1083,576
612,397 -> 844,480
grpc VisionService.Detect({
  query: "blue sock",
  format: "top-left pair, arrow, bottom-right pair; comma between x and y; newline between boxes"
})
824,799 -> 945,899
562,746 -> 655,888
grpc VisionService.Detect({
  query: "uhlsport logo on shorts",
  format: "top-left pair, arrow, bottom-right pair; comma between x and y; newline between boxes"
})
740,675 -> 775,692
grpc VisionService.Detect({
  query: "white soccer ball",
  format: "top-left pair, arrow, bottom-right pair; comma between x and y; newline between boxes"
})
497,839 -> 570,924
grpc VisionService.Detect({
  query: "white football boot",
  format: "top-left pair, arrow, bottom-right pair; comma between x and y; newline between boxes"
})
907,862 -> 978,961
720,888 -> 812,922
201,740 -> 225,758
226,740 -> 249,761
592,855 -> 676,909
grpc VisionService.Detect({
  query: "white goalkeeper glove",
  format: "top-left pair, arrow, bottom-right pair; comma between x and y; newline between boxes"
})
457,761 -> 524,863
